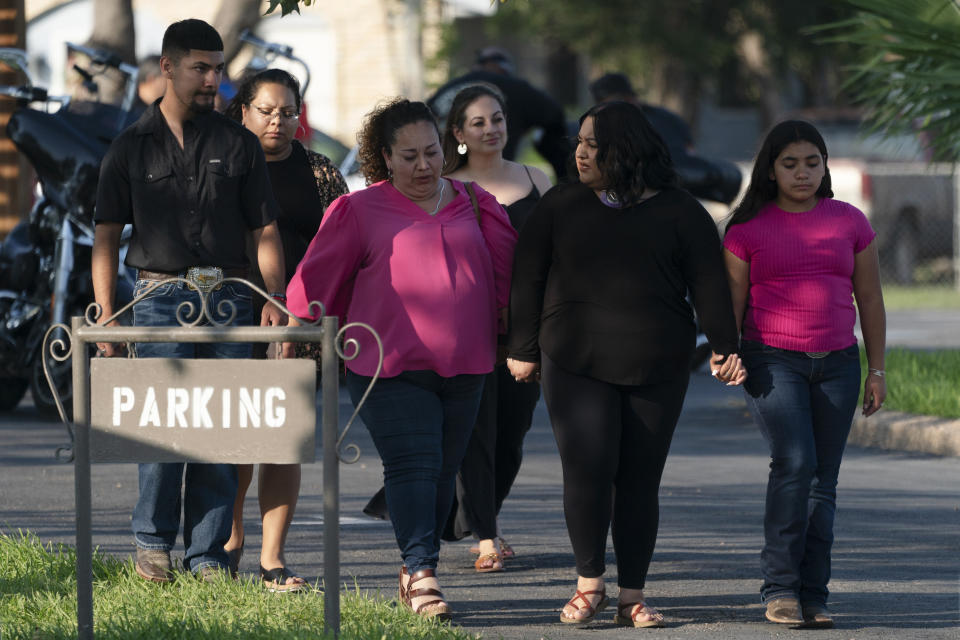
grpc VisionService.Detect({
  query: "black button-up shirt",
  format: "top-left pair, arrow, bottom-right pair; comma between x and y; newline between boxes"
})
95,102 -> 278,271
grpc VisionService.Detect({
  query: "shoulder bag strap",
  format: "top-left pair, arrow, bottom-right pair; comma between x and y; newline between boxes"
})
465,181 -> 481,223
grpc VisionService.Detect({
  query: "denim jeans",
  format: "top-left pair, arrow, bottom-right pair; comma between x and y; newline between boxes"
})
741,340 -> 861,606
346,369 -> 485,573
130,278 -> 252,572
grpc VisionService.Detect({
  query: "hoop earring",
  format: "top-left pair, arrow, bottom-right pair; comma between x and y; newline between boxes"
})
296,125 -> 306,138
457,143 -> 467,156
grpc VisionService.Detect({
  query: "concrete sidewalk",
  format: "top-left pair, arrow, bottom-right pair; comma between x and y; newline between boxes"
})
1,372 -> 957,639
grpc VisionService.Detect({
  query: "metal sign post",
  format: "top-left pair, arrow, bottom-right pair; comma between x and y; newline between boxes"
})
44,280 -> 381,639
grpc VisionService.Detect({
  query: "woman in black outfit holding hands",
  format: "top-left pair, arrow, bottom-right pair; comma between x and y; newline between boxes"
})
507,101 -> 745,627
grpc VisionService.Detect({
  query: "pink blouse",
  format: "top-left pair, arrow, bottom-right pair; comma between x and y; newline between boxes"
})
723,198 -> 876,352
286,179 -> 518,377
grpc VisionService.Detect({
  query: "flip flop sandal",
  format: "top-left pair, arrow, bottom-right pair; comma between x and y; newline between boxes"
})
474,552 -> 503,573
615,600 -> 666,628
497,537 -> 516,559
226,538 -> 243,577
260,565 -> 309,593
560,588 -> 608,625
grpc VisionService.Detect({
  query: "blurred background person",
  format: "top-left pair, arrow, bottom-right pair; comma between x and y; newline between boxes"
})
440,83 -> 553,572
723,120 -> 886,629
224,68 -> 347,592
429,46 -> 570,180
284,98 -> 517,619
134,54 -> 165,111
507,101 -> 744,628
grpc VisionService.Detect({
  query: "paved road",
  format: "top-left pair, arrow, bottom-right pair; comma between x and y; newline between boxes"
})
1,372 -> 957,638
857,309 -> 960,349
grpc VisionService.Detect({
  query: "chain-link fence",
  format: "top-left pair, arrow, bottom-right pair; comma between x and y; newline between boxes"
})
866,163 -> 959,288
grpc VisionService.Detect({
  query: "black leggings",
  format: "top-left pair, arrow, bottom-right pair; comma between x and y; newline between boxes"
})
540,353 -> 689,588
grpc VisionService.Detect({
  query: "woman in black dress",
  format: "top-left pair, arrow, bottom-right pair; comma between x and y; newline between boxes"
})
507,101 -> 745,626
440,83 -> 553,572
223,68 -> 347,591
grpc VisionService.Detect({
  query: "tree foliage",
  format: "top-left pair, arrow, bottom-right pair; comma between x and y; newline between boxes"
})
487,0 -> 858,126
814,0 -> 960,161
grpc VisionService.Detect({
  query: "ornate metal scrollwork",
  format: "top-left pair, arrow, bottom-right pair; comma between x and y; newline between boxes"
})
41,322 -> 76,462
334,322 -> 384,464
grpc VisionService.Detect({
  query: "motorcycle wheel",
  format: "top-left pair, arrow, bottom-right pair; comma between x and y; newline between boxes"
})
30,350 -> 74,419
0,377 -> 28,411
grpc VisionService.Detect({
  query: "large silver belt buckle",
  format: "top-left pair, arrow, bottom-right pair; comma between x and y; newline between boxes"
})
805,351 -> 830,359
185,266 -> 223,293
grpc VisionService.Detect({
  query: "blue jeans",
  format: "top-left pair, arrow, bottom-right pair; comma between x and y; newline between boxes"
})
346,369 -> 485,573
741,340 -> 861,606
130,279 -> 252,572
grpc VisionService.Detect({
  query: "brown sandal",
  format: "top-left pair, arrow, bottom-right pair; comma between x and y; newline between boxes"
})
399,566 -> 452,621
474,552 -> 503,573
614,600 -> 666,628
559,587 -> 608,625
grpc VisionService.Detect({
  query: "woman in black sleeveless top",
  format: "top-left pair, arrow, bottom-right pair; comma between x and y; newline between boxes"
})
440,83 -> 554,572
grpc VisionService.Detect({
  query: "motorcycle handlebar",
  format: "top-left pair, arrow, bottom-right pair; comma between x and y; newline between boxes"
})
239,29 -> 294,58
0,85 -> 49,102
66,42 -> 138,79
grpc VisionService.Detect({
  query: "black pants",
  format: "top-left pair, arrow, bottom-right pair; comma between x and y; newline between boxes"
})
541,353 -> 689,589
444,363 -> 541,541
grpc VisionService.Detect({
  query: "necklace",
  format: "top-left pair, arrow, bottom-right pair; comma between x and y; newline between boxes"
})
600,190 -> 621,208
428,178 -> 446,215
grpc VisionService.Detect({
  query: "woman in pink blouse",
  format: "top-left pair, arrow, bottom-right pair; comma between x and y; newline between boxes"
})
723,121 -> 886,629
285,98 -> 517,620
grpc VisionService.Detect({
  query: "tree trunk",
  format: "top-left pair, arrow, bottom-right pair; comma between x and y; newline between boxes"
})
0,0 -> 27,236
213,0 -> 264,67
84,0 -> 135,105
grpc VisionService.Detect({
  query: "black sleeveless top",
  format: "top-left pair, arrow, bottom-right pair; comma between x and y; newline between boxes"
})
503,166 -> 542,232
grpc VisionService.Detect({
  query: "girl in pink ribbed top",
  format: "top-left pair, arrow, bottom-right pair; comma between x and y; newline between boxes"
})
722,121 -> 886,628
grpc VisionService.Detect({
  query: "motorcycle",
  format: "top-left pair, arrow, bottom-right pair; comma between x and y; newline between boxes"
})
0,45 -> 137,415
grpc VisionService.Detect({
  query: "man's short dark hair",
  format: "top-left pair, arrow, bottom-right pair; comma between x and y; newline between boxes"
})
161,19 -> 223,63
589,72 -> 637,103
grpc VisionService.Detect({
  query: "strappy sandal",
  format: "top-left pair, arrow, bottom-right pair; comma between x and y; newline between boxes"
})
469,538 -> 516,559
260,565 -> 309,593
399,566 -> 452,621
474,552 -> 503,573
559,587 -> 608,625
614,600 -> 666,628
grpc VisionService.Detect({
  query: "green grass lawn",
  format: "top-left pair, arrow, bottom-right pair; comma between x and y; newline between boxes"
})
0,531 -> 477,640
881,285 -> 960,310
862,348 -> 960,419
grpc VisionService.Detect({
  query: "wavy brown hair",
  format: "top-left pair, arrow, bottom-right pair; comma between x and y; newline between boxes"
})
357,98 -> 440,185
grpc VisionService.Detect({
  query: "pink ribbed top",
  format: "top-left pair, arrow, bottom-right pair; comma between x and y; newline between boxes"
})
723,198 -> 876,352
286,179 -> 518,378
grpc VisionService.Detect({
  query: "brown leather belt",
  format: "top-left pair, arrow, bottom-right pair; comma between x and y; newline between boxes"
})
137,267 -> 248,280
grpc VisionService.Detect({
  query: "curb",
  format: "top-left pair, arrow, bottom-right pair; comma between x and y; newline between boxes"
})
849,410 -> 960,457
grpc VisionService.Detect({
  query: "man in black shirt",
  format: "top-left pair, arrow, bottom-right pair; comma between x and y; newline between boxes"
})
428,47 -> 570,179
91,19 -> 285,583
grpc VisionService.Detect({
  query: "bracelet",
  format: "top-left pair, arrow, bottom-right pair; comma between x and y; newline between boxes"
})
269,292 -> 287,301
868,368 -> 885,377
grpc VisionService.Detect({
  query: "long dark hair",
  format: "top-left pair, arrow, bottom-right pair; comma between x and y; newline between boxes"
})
441,83 -> 507,175
578,101 -> 677,207
726,120 -> 833,232
357,98 -> 440,185
224,68 -> 302,124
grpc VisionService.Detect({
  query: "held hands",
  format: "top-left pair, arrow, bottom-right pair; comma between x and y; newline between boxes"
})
862,372 -> 886,417
506,357 -> 539,383
710,352 -> 747,386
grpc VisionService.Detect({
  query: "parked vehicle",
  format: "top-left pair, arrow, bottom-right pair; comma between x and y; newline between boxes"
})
0,46 -> 136,415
